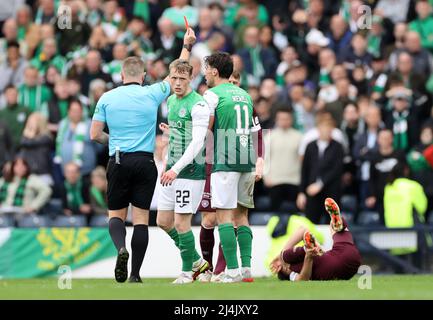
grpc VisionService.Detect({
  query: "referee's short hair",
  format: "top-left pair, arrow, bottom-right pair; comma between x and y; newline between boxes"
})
169,59 -> 193,76
122,56 -> 145,77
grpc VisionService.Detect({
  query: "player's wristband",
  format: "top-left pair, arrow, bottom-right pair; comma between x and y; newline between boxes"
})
183,44 -> 192,52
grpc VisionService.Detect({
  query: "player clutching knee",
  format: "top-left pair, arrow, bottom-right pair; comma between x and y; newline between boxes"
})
270,198 -> 361,281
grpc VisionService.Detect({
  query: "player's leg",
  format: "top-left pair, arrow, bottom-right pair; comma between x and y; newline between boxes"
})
106,157 -> 131,283
156,182 -> 178,246
172,179 -> 209,284
128,154 -> 158,283
234,172 -> 256,282
212,171 -> 242,282
129,207 -> 150,282
324,197 -> 344,232
108,208 -> 129,283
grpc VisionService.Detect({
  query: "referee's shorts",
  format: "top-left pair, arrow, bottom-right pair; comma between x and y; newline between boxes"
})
106,151 -> 157,210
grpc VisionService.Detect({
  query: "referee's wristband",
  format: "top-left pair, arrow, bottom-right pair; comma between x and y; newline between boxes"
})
183,44 -> 192,52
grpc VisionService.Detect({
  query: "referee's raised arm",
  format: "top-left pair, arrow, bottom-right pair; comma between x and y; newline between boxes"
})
88,28 -> 197,284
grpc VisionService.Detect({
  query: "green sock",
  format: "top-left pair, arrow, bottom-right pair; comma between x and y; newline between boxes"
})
237,225 -> 253,268
179,230 -> 196,272
168,228 -> 200,262
168,228 -> 179,248
218,223 -> 239,269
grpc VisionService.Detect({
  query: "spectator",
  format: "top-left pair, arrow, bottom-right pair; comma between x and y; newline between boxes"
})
88,79 -> 107,117
406,124 -> 433,222
87,25 -> 113,63
375,0 -> 412,24
117,16 -> 153,58
302,28 -> 329,83
162,0 -> 199,33
60,162 -> 91,216
30,37 -> 66,77
0,40 -> 28,92
384,89 -> 420,152
340,32 -> 373,70
318,48 -> 336,88
79,50 -> 113,96
56,1 -> 92,56
237,25 -> 278,84
324,77 -> 356,127
384,162 -> 428,256
100,0 -> 127,43
327,14 -> 352,60
275,46 -> 299,86
18,66 -> 52,114
353,105 -> 383,211
54,99 -> 97,178
47,78 -> 71,134
224,0 -> 268,31
254,97 -> 274,129
0,156 -> 52,215
153,18 -> 183,65
103,43 -> 128,84
34,0 -> 56,25
194,7 -> 220,44
263,108 -> 303,213
367,129 -> 407,224
0,85 -> 30,150
19,112 -> 54,186
0,18 -> 18,65
0,121 -> 13,173
89,166 -> 108,216
297,114 -> 344,224
408,0 -> 433,54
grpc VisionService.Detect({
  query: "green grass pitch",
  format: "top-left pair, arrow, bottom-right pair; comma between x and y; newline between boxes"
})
1,275 -> 433,300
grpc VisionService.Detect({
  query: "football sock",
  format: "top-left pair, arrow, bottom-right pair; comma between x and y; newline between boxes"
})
218,223 -> 238,270
131,224 -> 149,277
109,217 -> 126,252
237,225 -> 253,268
200,225 -> 215,270
168,228 -> 180,248
214,243 -> 227,275
179,230 -> 196,272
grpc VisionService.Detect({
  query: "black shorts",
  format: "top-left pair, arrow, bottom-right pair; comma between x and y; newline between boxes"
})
106,151 -> 157,210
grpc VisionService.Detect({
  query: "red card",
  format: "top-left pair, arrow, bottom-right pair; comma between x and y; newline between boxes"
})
183,15 -> 189,31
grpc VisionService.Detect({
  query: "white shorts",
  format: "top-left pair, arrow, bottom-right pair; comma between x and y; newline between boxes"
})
157,179 -> 206,214
210,171 -> 255,209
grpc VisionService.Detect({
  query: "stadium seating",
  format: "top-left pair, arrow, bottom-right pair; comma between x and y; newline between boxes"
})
89,215 -> 109,227
254,196 -> 271,211
428,212 -> 433,225
16,215 -> 50,228
340,195 -> 358,215
0,215 -> 15,228
357,211 -> 381,226
40,199 -> 63,217
249,212 -> 273,226
51,215 -> 87,228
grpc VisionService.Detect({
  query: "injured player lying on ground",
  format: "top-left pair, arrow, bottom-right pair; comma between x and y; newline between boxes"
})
270,198 -> 361,281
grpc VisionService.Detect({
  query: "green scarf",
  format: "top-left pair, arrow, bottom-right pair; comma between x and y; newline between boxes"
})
367,34 -> 381,58
54,119 -> 87,167
65,179 -> 84,209
393,110 -> 409,151
90,186 -> 107,209
319,69 -> 332,87
0,181 -> 9,204
13,178 -> 28,207
248,46 -> 265,80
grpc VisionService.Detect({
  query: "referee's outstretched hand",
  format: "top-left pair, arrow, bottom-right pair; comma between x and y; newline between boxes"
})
161,169 -> 178,186
184,27 -> 196,45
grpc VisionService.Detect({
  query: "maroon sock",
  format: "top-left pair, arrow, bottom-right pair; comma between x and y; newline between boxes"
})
200,225 -> 215,270
214,243 -> 227,275
282,246 -> 306,264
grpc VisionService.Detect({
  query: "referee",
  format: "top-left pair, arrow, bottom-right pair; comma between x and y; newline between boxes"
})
90,28 -> 196,283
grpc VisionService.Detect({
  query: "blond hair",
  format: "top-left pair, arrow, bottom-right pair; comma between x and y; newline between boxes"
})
169,59 -> 193,76
25,112 -> 51,137
122,56 -> 145,78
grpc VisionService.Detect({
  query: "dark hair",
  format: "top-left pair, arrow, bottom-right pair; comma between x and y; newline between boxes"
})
4,84 -> 17,92
68,98 -> 83,110
387,162 -> 408,185
7,40 -> 19,49
208,2 -> 224,11
12,156 -> 31,179
204,52 -> 233,79
275,107 -> 293,115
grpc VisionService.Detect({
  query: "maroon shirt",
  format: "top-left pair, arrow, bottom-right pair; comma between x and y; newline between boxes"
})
285,226 -> 362,281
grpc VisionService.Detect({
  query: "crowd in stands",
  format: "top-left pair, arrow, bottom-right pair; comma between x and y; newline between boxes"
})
0,0 -> 433,228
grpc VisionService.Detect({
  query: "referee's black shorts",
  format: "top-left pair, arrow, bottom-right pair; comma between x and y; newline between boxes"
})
106,151 -> 157,210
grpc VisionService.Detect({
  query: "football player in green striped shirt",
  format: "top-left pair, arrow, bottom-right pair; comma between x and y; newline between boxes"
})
156,59 -> 211,284
203,52 -> 260,283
